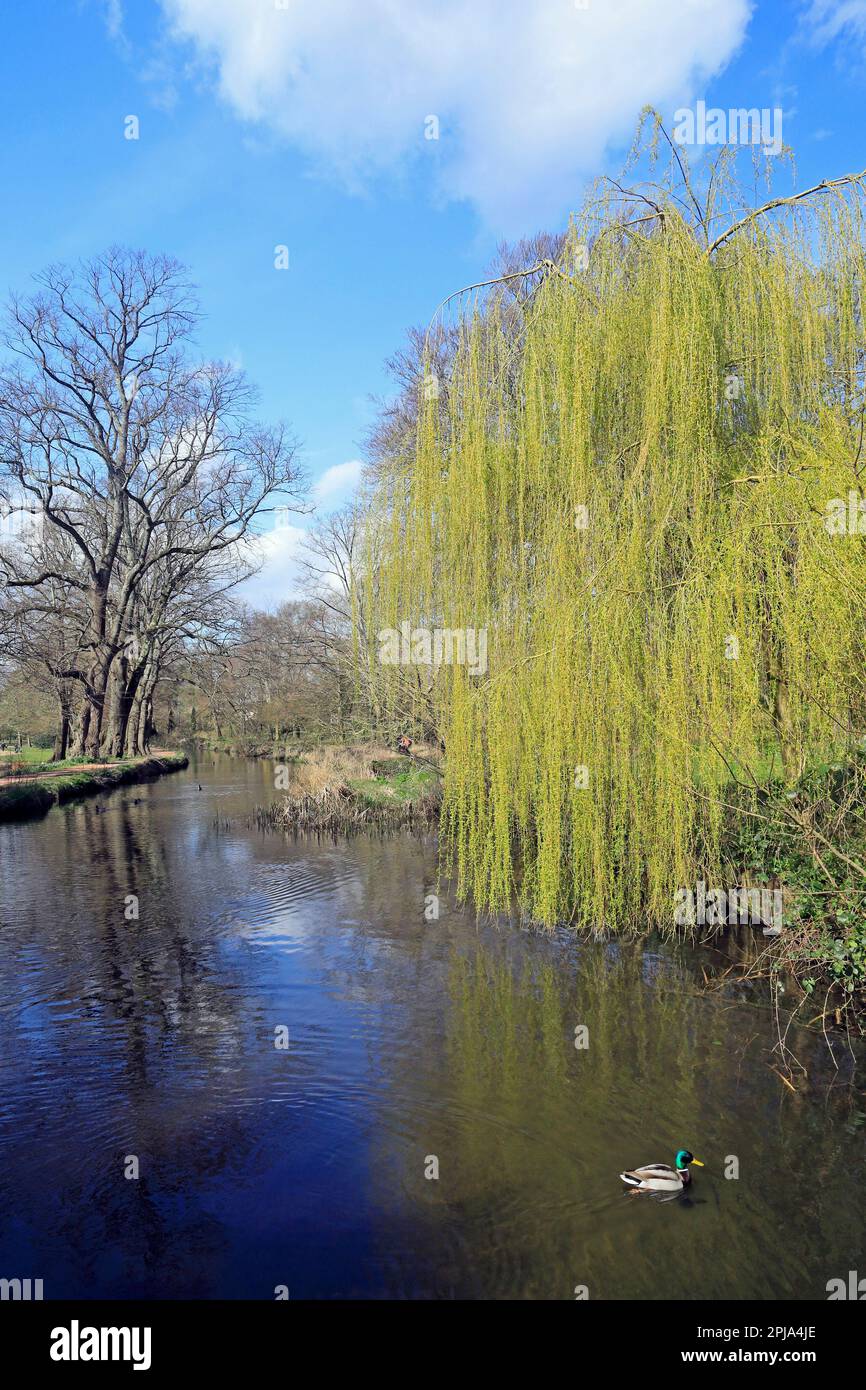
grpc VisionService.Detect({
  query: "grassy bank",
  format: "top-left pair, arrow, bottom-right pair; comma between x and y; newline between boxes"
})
0,752 -> 189,821
257,742 -> 442,832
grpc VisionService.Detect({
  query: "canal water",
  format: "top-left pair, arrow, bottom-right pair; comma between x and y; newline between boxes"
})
0,752 -> 862,1299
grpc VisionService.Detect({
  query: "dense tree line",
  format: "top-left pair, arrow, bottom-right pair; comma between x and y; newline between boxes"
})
178,511 -> 368,746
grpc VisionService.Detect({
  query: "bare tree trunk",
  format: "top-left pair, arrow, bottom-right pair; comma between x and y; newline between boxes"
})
86,671 -> 111,759
111,660 -> 147,758
125,692 -> 142,758
141,690 -> 155,752
69,701 -> 91,760
52,703 -> 72,762
127,666 -> 157,756
74,579 -> 113,759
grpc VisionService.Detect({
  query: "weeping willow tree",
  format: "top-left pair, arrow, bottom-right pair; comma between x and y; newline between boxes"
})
366,115 -> 866,930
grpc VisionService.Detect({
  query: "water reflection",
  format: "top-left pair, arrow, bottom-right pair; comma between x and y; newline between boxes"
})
0,753 -> 862,1298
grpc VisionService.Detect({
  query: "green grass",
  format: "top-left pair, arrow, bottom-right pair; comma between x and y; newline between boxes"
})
349,767 -> 440,807
0,745 -> 55,767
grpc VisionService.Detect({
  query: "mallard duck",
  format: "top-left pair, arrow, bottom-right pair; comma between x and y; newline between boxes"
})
620,1149 -> 704,1192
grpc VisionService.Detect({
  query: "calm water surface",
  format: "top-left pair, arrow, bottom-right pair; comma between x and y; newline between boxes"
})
0,752 -> 863,1299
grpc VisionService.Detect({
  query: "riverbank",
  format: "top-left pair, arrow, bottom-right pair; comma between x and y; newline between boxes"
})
0,751 -> 189,821
259,741 -> 442,832
257,737 -> 866,1034
721,752 -> 866,1034
188,734 -> 305,760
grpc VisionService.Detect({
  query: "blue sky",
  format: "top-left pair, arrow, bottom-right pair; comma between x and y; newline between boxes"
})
1,0 -> 864,605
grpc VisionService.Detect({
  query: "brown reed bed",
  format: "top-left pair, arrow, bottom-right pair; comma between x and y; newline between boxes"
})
252,740 -> 443,834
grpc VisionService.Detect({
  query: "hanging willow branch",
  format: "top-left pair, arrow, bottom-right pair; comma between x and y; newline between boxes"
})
366,119 -> 866,929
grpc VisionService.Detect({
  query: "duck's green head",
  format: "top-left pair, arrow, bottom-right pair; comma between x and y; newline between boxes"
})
676,1149 -> 704,1170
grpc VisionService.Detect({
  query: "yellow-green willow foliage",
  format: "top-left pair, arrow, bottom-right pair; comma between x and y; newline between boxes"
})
367,173 -> 866,930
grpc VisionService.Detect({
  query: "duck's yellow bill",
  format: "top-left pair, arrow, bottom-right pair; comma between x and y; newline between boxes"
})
691,1158 -> 705,1167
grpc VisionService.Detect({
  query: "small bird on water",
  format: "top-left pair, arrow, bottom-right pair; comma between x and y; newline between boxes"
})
620,1149 -> 704,1193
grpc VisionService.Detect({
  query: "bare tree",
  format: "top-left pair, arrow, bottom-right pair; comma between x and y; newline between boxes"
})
0,248 -> 305,756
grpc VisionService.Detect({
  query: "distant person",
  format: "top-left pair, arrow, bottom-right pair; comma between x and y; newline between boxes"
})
396,735 -> 413,756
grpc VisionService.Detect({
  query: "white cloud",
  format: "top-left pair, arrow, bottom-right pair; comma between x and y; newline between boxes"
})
100,0 -> 132,59
157,0 -> 752,228
313,458 -> 363,504
802,0 -> 866,45
241,520 -> 307,609
103,0 -> 125,43
237,459 -> 362,610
